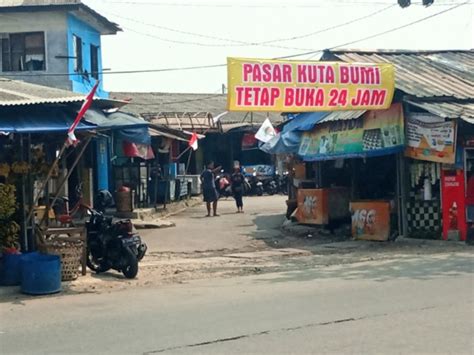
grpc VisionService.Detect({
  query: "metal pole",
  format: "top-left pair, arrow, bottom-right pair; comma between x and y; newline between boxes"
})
19,134 -> 28,251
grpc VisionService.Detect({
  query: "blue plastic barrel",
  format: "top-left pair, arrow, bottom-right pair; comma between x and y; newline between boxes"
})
0,253 -> 22,286
21,252 -> 61,295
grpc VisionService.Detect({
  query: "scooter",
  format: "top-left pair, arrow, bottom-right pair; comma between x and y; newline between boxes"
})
215,171 -> 232,198
86,191 -> 147,279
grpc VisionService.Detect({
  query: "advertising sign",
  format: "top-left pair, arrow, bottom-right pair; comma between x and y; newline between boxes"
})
298,103 -> 404,161
227,57 -> 395,112
241,133 -> 258,150
405,117 -> 456,164
296,189 -> 328,225
441,169 -> 467,241
350,201 -> 390,241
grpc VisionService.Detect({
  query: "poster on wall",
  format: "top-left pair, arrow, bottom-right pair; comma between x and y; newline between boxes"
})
227,57 -> 395,112
298,103 -> 404,161
296,189 -> 328,225
405,117 -> 456,164
441,170 -> 466,241
350,201 -> 390,241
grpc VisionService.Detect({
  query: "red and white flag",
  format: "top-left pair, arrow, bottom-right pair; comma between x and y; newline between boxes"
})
67,81 -> 99,145
188,132 -> 199,151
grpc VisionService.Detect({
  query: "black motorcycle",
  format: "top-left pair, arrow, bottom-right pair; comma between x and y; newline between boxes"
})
86,191 -> 147,279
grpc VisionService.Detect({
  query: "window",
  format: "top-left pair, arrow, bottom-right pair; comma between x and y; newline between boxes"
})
1,32 -> 45,71
73,35 -> 83,73
90,44 -> 99,79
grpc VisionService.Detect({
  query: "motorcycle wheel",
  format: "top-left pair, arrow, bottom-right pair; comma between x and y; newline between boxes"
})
86,248 -> 111,273
257,188 -> 263,196
122,247 -> 139,279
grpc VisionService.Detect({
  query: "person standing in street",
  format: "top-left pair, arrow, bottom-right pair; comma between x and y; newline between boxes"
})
231,166 -> 245,213
200,161 -> 220,217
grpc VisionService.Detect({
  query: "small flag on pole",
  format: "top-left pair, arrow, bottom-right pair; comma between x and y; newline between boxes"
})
67,81 -> 99,145
188,132 -> 199,151
255,118 -> 276,143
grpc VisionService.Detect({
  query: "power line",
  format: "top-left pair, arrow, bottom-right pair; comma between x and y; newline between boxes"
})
122,26 -> 313,50
280,0 -> 470,59
103,4 -> 394,48
0,1 -> 469,78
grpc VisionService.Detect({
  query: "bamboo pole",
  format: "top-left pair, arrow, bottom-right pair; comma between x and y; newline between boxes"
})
39,137 -> 92,227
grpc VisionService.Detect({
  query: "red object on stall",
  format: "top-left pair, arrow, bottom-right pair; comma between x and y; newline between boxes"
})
441,169 -> 467,241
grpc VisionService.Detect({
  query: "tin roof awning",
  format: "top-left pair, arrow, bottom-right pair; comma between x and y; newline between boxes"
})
405,99 -> 474,123
282,110 -> 366,133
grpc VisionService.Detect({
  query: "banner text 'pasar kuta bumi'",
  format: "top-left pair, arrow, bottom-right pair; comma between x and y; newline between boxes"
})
227,57 -> 395,112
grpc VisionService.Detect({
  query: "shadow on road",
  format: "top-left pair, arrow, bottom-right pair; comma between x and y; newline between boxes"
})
252,254 -> 474,284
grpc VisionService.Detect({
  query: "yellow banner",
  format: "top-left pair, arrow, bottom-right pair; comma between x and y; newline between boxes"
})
227,57 -> 395,112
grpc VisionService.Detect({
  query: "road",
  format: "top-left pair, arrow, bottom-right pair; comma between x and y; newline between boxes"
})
141,195 -> 286,254
1,253 -> 473,354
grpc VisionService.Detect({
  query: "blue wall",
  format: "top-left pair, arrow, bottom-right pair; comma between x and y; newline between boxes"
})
67,14 -> 110,191
67,14 -> 108,98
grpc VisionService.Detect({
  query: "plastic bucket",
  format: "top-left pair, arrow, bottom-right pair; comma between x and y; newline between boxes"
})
0,253 -> 22,286
21,252 -> 61,295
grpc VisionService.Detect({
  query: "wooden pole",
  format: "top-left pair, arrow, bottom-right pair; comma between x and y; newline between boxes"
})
39,137 -> 92,227
27,140 -> 68,224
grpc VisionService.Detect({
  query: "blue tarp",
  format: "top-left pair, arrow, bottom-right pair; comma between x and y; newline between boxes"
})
282,111 -> 328,133
260,131 -> 302,154
0,110 -> 96,133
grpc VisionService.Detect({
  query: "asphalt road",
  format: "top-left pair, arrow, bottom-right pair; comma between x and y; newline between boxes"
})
1,253 -> 473,354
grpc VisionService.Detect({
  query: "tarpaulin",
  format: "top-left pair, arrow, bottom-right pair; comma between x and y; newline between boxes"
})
282,111 -> 328,133
0,110 -> 96,133
260,131 -> 302,154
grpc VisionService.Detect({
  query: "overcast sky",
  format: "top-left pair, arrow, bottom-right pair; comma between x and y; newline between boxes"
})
83,0 -> 473,94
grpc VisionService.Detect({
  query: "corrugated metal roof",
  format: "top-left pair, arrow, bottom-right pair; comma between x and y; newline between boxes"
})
0,0 -> 121,34
319,110 -> 366,123
110,92 -> 283,125
324,49 -> 474,100
405,100 -> 474,122
144,112 -> 217,133
0,78 -> 126,108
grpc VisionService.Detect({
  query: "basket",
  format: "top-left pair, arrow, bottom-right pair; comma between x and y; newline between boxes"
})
38,238 -> 83,281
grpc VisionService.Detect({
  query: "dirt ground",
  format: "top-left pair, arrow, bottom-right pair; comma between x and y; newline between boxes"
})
2,195 -> 472,300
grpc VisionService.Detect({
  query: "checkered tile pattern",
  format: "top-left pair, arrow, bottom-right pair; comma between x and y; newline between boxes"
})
362,129 -> 383,150
407,200 -> 441,232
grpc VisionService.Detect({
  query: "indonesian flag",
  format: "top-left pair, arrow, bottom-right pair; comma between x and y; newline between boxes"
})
67,81 -> 99,145
188,132 -> 199,151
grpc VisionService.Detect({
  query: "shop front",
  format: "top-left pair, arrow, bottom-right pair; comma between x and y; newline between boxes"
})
297,103 -> 405,241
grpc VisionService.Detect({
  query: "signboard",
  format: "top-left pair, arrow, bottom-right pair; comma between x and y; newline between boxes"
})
405,117 -> 456,164
350,201 -> 390,241
298,103 -> 404,161
296,189 -> 328,225
242,164 -> 275,177
227,57 -> 395,112
241,133 -> 258,150
441,170 -> 467,241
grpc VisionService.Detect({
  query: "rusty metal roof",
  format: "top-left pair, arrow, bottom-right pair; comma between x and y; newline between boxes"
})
0,78 -> 125,109
319,110 -> 366,123
323,49 -> 474,100
405,99 -> 474,122
143,112 -> 218,133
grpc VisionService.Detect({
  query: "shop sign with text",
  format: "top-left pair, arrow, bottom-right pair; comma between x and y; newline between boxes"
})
405,116 -> 456,164
227,57 -> 395,112
299,103 -> 404,161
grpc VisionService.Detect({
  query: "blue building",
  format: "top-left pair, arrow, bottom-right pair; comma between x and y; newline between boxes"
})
0,0 -> 122,191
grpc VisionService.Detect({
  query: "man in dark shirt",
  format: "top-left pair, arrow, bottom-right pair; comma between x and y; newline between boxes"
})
200,161 -> 220,217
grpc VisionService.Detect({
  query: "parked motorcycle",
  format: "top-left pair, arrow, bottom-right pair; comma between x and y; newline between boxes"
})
263,177 -> 278,196
275,171 -> 289,195
215,171 -> 232,198
245,174 -> 264,196
86,190 -> 147,279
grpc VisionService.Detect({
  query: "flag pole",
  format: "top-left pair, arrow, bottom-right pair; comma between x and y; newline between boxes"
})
27,140 -> 68,225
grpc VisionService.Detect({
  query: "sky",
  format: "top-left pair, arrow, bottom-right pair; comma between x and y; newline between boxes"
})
83,0 -> 473,94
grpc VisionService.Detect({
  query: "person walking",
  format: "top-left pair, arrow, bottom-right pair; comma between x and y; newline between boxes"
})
200,161 -> 220,217
231,166 -> 245,213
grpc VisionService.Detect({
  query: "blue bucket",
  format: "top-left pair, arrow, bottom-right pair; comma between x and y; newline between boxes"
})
21,252 -> 61,295
0,253 -> 22,286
